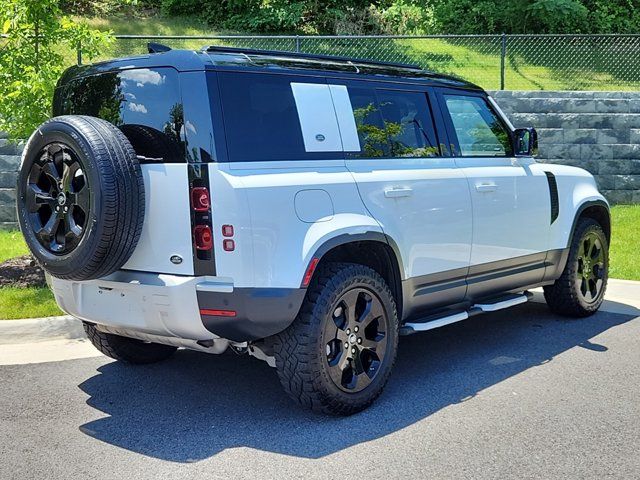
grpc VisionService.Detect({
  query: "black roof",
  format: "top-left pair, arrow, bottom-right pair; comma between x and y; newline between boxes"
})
58,45 -> 483,91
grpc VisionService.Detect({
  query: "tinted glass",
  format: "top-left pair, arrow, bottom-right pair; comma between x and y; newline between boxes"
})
346,87 -> 390,158
444,95 -> 512,156
218,72 -> 341,162
377,90 -> 439,158
54,67 -> 184,162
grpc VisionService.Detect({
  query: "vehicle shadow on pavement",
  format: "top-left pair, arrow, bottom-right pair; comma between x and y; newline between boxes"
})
77,301 -> 636,462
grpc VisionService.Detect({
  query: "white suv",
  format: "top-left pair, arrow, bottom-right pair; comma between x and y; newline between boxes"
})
17,46 -> 610,415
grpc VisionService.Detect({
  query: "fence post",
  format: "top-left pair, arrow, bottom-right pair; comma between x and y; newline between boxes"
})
77,42 -> 82,65
500,33 -> 506,90
295,35 -> 301,53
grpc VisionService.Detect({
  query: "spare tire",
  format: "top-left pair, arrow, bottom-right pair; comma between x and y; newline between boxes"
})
16,115 -> 145,281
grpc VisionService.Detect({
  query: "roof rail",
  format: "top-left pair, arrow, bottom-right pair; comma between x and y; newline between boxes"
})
204,45 -> 423,71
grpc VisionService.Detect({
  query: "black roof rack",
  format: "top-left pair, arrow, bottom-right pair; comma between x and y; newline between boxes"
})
204,45 -> 423,71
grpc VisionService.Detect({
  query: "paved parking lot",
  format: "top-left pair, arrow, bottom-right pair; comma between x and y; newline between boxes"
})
1,294 -> 639,479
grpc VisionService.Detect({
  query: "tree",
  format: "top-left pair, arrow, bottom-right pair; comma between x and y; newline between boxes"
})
0,0 -> 112,139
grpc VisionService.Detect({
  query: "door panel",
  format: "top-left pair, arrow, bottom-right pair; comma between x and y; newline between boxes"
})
331,81 -> 473,316
436,89 -> 551,297
454,157 -> 551,264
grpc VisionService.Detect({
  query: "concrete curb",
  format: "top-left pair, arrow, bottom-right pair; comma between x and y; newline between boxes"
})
0,315 -> 85,345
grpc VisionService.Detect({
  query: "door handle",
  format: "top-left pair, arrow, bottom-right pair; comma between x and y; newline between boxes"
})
384,187 -> 413,198
475,182 -> 498,193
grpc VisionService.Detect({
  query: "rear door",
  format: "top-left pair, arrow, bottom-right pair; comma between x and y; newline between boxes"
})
332,80 -> 473,316
435,88 -> 551,297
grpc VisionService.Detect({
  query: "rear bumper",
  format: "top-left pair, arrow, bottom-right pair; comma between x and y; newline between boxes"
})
197,287 -> 306,341
49,271 -> 305,343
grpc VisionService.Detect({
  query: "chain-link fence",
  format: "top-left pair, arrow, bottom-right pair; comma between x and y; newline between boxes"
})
84,34 -> 640,91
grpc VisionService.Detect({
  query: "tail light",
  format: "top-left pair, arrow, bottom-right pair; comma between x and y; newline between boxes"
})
194,225 -> 213,250
191,187 -> 210,212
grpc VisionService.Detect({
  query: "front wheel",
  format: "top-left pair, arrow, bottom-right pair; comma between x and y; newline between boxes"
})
273,263 -> 399,415
544,217 -> 609,317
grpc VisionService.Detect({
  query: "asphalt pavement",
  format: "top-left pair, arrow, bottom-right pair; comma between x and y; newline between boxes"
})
1,295 -> 639,479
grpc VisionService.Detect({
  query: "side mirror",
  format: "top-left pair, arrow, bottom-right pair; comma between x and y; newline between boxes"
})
514,127 -> 538,157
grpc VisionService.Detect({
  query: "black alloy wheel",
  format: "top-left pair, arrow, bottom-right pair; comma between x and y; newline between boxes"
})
575,230 -> 606,304
323,287 -> 389,392
26,143 -> 89,255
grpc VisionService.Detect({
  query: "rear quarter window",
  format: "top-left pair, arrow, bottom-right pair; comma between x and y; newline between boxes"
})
216,72 -> 343,162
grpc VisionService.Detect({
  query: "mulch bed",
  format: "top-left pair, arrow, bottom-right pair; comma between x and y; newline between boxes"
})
0,255 -> 47,288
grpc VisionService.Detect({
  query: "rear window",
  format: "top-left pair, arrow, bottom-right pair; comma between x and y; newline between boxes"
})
54,67 -> 184,162
217,72 -> 343,162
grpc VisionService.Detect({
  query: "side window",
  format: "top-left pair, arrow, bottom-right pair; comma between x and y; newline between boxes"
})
443,95 -> 513,157
346,87 -> 390,158
344,86 -> 440,159
55,68 -> 184,162
377,90 -> 439,158
218,73 -> 342,162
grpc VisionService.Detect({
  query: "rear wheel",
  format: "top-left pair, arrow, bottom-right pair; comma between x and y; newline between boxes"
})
544,217 -> 609,317
274,262 -> 398,415
83,322 -> 177,364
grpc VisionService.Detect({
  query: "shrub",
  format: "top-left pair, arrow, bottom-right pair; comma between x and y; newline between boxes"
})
527,0 -> 589,33
0,0 -> 112,139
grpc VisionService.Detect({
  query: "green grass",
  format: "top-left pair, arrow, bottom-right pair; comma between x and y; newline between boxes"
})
73,14 -> 216,36
0,286 -> 62,320
0,230 -> 62,319
74,14 -> 228,64
609,205 -> 640,281
0,230 -> 28,263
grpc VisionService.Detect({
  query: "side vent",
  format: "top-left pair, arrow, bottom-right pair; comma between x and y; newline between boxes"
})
544,172 -> 559,224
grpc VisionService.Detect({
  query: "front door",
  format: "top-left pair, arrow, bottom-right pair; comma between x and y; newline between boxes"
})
435,89 -> 551,298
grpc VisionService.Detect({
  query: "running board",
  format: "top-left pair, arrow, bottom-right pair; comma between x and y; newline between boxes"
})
400,292 -> 531,336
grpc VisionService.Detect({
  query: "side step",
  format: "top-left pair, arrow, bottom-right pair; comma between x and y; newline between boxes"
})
400,292 -> 531,336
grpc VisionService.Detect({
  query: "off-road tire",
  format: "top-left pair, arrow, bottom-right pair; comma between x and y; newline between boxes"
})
273,262 -> 399,415
544,217 -> 609,317
83,322 -> 177,364
17,115 -> 144,281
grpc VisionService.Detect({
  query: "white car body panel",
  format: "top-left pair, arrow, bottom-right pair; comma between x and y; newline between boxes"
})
345,156 -> 473,278
453,156 -> 551,265
538,163 -> 608,250
221,160 -> 379,288
290,82 -> 344,152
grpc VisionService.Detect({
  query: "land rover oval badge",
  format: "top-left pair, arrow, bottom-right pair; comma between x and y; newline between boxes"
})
170,255 -> 183,265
